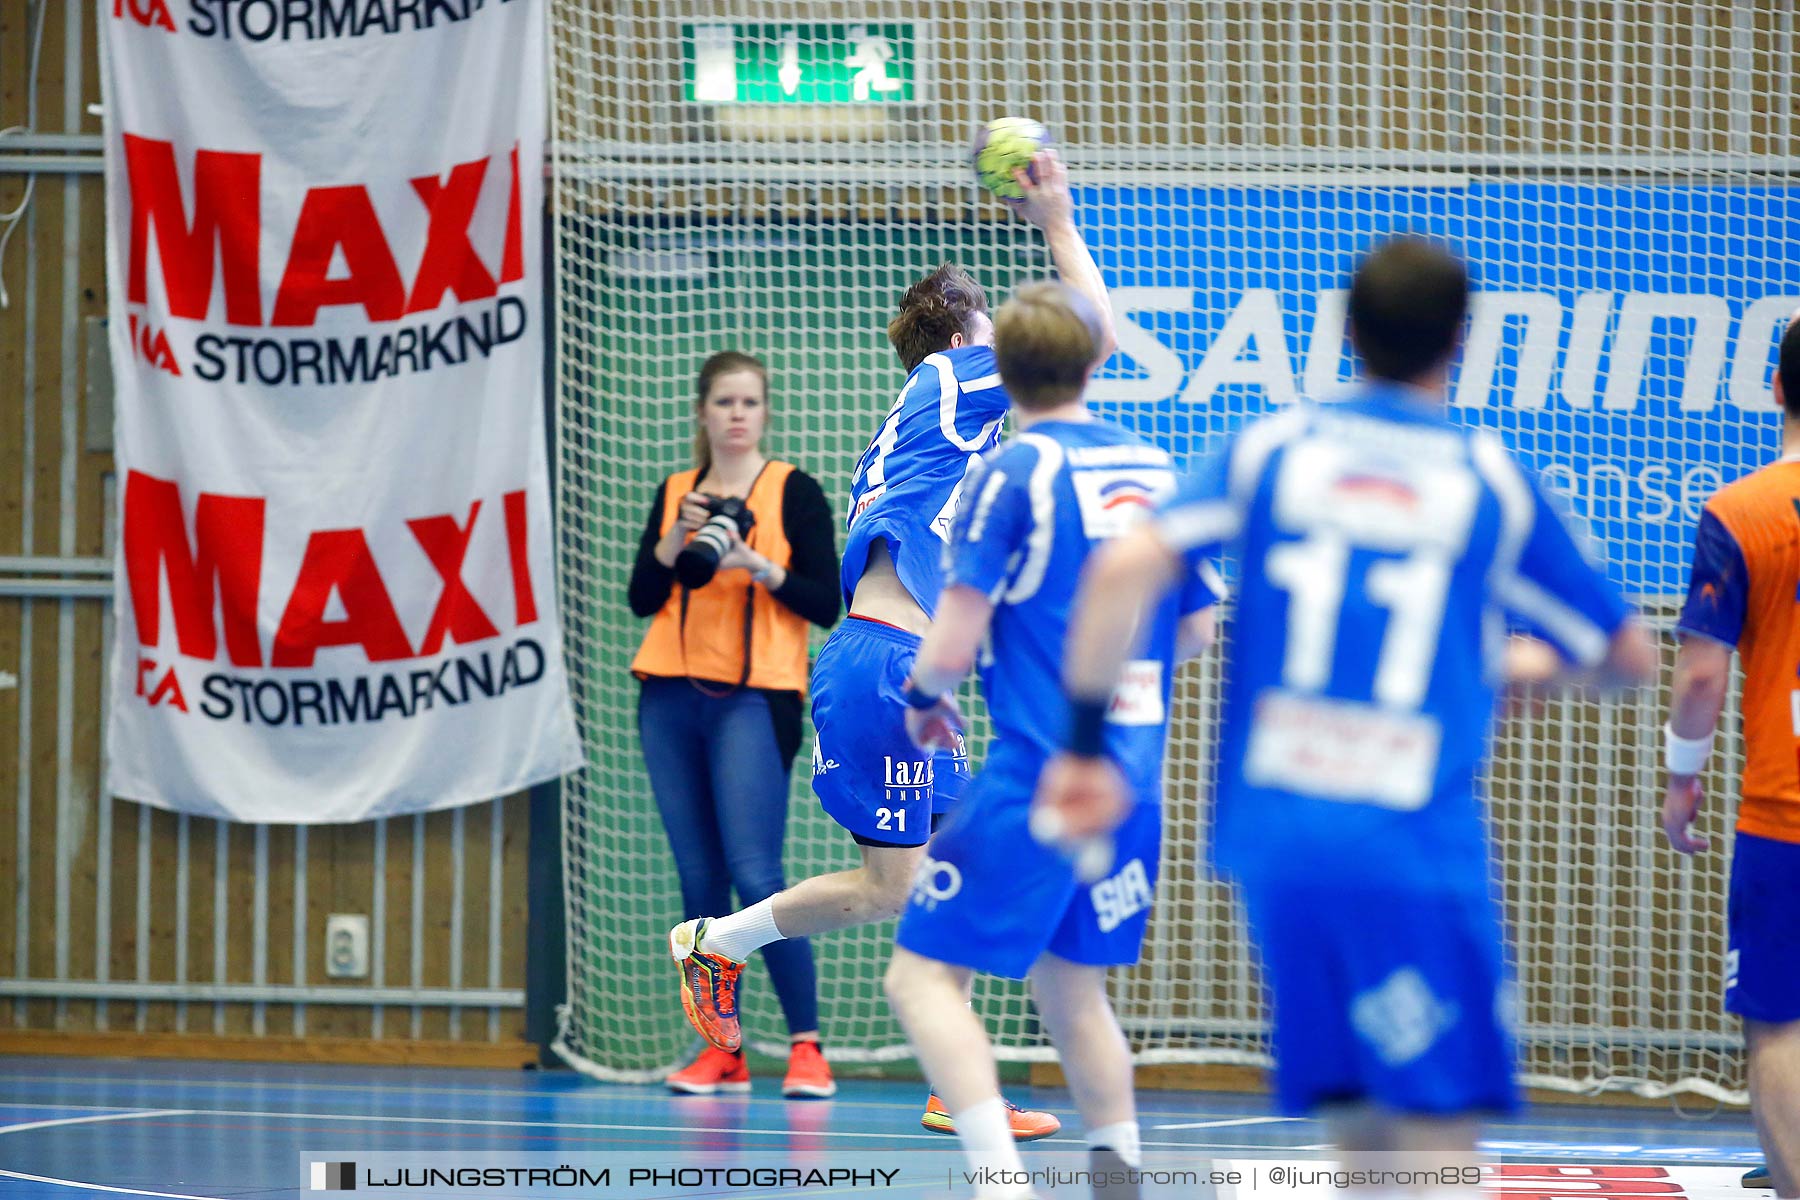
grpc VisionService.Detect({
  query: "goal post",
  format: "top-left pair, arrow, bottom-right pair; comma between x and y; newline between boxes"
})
549,1 -> 1798,1103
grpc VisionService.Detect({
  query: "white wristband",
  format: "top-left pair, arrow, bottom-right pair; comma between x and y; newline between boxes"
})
1664,723 -> 1714,776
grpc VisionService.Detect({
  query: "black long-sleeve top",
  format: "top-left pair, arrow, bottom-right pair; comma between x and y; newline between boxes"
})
627,468 -> 842,629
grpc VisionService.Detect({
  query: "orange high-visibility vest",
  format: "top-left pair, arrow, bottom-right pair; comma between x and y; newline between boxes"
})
630,461 -> 810,693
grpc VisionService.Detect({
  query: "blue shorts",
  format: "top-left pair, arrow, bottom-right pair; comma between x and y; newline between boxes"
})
894,754 -> 1162,980
809,617 -> 970,848
1727,831 -> 1800,1023
1240,880 -> 1517,1117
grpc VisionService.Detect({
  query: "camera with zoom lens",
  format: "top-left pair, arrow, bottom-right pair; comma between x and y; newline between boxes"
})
675,496 -> 757,588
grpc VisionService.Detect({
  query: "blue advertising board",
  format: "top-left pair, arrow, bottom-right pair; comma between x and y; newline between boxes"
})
1077,182 -> 1800,597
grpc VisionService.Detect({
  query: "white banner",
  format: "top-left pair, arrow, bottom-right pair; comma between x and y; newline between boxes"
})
100,0 -> 582,822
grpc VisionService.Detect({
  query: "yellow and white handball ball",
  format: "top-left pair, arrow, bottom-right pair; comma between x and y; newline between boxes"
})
973,117 -> 1051,200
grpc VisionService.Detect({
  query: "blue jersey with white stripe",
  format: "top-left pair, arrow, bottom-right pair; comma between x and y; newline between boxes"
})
843,346 -> 1010,615
1156,385 -> 1630,895
948,419 -> 1218,801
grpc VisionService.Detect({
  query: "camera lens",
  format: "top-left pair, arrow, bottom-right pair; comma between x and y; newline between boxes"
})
675,514 -> 738,588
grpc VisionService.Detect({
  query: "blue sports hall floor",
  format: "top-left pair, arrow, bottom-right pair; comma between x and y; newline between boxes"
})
0,1055 -> 1765,1198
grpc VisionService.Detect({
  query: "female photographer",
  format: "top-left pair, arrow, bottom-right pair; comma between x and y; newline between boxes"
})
628,351 -> 841,1098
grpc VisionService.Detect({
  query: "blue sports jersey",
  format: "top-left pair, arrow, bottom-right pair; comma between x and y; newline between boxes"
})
1156,385 -> 1631,896
947,419 -> 1219,802
842,346 -> 1010,615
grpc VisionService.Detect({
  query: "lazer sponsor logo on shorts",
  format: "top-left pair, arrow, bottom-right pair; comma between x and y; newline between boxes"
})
884,756 -> 934,788
1350,967 -> 1459,1066
1725,948 -> 1741,993
948,730 -> 969,766
1090,858 -> 1153,933
909,856 -> 963,911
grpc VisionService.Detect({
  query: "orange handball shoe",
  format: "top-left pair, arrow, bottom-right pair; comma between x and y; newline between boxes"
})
667,1045 -> 749,1095
670,918 -> 744,1053
781,1040 -> 837,1099
920,1093 -> 1062,1141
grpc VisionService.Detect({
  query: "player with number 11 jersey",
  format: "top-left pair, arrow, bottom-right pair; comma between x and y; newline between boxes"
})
1043,239 -> 1654,1156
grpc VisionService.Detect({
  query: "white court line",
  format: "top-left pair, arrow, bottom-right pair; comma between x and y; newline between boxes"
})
33,1105 -> 975,1142
147,1106 -> 1303,1152
1154,1116 -> 1298,1131
0,1111 -> 221,1200
0,1071 -> 1755,1140
0,1109 -> 193,1136
0,1168 -> 225,1200
0,1102 -> 1306,1154
0,1071 -> 1285,1122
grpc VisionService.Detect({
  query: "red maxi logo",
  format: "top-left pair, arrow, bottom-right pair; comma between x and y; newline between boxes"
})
123,135 -> 526,328
125,470 -> 540,710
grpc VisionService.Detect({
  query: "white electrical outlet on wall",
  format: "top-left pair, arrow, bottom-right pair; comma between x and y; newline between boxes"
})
324,914 -> 370,979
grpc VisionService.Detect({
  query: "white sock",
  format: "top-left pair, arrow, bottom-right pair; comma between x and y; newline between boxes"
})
955,1096 -> 1031,1198
1087,1119 -> 1141,1168
700,898 -> 784,962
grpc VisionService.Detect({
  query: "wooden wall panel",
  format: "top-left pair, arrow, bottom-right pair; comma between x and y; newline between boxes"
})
458,803 -> 499,1041
142,807 -> 180,1033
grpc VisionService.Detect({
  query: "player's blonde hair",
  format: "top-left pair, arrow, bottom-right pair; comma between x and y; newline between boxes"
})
993,281 -> 1102,410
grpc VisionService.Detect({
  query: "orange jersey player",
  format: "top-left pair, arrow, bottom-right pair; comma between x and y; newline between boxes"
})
1678,450 -> 1800,844
1663,313 -> 1800,1196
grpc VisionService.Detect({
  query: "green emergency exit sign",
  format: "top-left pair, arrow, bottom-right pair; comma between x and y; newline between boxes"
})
683,22 -> 921,104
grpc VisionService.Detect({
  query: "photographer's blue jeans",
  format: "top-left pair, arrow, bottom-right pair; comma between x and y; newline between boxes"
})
638,675 -> 820,1037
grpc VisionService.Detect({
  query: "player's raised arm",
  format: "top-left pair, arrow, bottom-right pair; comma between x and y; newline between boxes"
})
1011,150 -> 1117,366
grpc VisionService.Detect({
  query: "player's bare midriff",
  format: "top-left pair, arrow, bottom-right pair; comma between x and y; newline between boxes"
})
847,539 -> 930,637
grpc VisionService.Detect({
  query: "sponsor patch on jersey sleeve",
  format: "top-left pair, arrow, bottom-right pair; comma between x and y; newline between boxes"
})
1072,466 -> 1176,540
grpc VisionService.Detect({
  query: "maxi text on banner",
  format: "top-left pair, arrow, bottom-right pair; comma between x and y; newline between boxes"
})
99,0 -> 584,823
